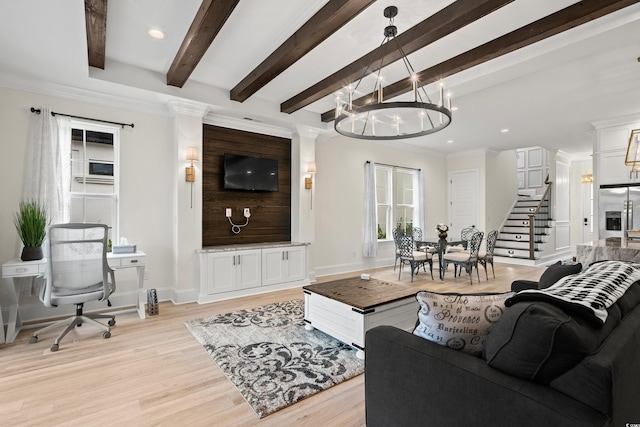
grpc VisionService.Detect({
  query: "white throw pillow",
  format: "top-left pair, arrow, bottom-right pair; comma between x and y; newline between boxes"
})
413,290 -> 513,356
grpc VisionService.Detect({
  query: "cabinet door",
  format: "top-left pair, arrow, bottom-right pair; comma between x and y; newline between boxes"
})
207,252 -> 236,294
236,249 -> 262,290
261,248 -> 286,286
284,246 -> 306,282
600,151 -> 632,185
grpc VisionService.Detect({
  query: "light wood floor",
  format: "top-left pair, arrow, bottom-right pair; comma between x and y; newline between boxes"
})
0,262 -> 544,426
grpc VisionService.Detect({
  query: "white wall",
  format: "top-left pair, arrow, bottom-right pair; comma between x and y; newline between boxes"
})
312,137 -> 448,277
486,150 -> 518,232
0,86 -> 175,317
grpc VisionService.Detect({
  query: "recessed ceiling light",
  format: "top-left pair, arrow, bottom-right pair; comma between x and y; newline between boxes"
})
147,28 -> 166,40
447,140 -> 454,144
451,106 -> 458,111
501,128 -> 509,133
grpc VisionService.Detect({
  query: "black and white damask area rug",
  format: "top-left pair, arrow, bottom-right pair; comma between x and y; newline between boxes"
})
184,299 -> 364,418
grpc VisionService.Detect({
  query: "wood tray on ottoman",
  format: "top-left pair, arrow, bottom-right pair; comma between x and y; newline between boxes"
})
303,277 -> 419,359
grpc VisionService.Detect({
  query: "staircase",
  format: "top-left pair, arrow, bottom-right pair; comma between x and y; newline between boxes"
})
495,194 -> 552,260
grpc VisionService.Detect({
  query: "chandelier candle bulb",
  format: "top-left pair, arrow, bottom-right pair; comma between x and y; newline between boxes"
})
412,78 -> 417,102
440,83 -> 444,107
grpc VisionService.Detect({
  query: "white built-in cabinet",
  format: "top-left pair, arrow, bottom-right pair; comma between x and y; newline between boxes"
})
262,246 -> 306,286
205,249 -> 262,294
596,123 -> 640,185
198,243 -> 308,303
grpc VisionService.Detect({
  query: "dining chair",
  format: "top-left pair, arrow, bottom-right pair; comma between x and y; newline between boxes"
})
397,233 -> 433,282
447,226 -> 477,253
411,227 -> 423,248
478,230 -> 498,279
441,231 -> 484,284
392,228 -> 405,271
29,223 -> 116,352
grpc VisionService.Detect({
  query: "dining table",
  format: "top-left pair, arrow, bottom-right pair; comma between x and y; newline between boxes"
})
416,237 -> 466,280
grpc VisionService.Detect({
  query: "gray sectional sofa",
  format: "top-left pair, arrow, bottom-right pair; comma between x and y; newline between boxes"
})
364,262 -> 640,427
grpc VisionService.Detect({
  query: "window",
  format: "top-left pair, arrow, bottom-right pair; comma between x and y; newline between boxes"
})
376,165 -> 418,240
69,122 -> 119,243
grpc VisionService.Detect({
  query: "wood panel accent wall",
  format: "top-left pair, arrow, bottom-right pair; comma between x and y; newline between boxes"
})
202,125 -> 291,247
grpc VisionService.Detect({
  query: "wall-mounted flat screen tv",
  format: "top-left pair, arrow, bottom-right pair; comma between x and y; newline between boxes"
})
223,153 -> 279,192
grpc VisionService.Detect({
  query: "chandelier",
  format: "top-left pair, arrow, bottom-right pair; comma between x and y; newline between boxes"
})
334,6 -> 452,140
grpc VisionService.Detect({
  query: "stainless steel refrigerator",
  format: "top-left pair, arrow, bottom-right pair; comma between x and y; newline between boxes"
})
598,184 -> 640,238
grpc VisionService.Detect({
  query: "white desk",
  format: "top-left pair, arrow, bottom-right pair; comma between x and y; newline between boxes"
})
1,251 -> 146,344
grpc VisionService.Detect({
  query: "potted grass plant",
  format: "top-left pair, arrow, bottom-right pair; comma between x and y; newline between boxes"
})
14,199 -> 48,261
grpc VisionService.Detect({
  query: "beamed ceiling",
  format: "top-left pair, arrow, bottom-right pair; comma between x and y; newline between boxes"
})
3,1 -> 640,157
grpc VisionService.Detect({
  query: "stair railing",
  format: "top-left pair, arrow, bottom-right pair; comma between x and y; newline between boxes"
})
527,181 -> 553,259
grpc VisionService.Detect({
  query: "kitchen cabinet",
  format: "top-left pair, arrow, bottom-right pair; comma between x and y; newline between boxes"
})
262,246 -> 306,286
599,151 -> 636,185
596,123 -> 640,185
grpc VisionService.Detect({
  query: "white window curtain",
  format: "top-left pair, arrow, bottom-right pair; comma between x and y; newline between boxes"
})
23,108 -> 70,225
20,109 -> 70,295
363,161 -> 377,258
413,169 -> 425,232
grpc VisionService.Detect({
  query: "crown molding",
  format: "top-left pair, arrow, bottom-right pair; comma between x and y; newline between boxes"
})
446,148 -> 488,159
0,71 -> 173,118
166,99 -> 210,118
591,113 -> 640,130
204,113 -> 294,139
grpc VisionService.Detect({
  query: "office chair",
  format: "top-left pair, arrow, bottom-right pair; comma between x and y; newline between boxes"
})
29,223 -> 116,352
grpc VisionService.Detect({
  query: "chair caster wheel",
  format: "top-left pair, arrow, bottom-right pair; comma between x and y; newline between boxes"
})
103,331 -> 111,339
29,336 -> 38,344
108,319 -> 116,327
51,344 -> 59,352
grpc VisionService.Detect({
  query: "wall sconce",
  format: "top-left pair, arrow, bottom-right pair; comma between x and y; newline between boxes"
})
581,174 -> 593,184
306,161 -> 316,209
186,146 -> 198,208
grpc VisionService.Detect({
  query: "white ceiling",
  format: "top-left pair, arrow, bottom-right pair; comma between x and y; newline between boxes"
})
2,0 -> 640,158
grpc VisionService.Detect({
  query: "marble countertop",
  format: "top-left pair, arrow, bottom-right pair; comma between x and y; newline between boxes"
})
576,238 -> 640,267
577,238 -> 640,249
198,241 -> 309,253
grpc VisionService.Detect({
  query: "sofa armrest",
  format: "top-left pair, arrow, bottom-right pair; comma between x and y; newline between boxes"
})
365,326 -> 608,427
511,279 -> 539,292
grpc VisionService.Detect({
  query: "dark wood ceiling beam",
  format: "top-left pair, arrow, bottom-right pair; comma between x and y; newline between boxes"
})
321,0 -> 640,122
281,0 -> 514,115
230,0 -> 376,103
167,0 -> 240,88
85,0 -> 108,69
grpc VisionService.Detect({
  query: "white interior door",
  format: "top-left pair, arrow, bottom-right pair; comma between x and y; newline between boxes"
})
448,169 -> 479,240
